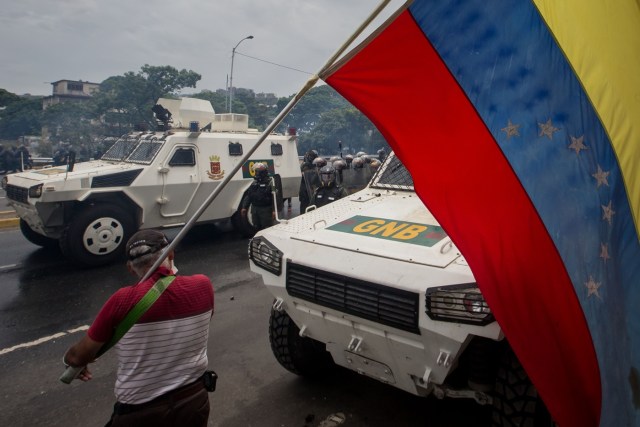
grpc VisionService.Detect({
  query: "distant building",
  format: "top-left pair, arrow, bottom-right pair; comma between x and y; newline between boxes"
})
255,92 -> 279,107
256,92 -> 277,101
42,79 -> 100,109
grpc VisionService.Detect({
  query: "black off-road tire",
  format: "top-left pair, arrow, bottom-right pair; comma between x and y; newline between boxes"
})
59,203 -> 134,267
268,308 -> 334,378
231,195 -> 258,238
19,219 -> 59,249
492,346 -> 555,427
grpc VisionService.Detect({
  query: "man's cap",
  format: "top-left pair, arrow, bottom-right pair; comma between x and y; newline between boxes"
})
126,230 -> 169,260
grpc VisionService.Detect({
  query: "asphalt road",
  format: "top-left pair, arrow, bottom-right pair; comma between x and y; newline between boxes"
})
0,200 -> 491,427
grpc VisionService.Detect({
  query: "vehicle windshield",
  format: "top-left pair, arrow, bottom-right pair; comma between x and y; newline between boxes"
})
100,134 -> 164,165
370,152 -> 414,191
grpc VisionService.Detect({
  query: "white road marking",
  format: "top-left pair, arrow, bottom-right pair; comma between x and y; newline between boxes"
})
0,325 -> 89,356
0,264 -> 19,270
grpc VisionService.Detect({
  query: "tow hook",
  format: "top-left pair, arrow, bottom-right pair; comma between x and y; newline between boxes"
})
272,298 -> 284,312
432,385 -> 493,405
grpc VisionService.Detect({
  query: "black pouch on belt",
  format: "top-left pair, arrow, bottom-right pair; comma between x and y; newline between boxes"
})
203,370 -> 218,392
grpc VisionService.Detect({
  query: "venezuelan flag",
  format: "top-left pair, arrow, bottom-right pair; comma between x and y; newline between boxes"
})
323,1 -> 640,426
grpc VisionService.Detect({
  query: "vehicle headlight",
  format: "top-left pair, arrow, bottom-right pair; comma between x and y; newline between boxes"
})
248,236 -> 283,275
426,283 -> 494,325
1,176 -> 7,190
28,183 -> 43,198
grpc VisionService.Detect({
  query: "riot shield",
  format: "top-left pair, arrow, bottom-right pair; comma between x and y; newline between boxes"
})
272,174 -> 284,212
302,170 -> 321,203
339,167 -> 374,194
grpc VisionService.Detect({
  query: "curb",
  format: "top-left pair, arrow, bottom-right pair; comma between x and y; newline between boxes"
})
0,218 -> 19,229
0,211 -> 19,230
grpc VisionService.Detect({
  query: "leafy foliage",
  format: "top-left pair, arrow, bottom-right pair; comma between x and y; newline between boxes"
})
0,97 -> 42,140
0,65 -> 388,157
41,101 -> 94,147
0,89 -> 22,107
282,85 -> 350,133
91,64 -> 201,134
299,106 -> 387,156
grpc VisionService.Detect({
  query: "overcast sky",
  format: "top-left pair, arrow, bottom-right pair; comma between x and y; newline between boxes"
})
0,0 -> 404,98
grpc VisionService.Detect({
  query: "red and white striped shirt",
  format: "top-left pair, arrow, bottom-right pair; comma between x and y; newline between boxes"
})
88,267 -> 214,404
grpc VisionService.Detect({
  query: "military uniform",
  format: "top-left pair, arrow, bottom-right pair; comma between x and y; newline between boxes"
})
298,161 -> 313,213
242,177 -> 275,230
311,184 -> 348,208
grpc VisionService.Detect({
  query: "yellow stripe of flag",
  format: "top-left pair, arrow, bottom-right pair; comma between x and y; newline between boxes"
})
534,0 -> 640,237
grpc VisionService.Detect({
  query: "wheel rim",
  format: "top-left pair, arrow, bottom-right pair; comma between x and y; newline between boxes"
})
82,216 -> 125,255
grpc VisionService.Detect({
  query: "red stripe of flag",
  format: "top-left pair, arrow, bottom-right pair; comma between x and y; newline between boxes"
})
326,11 -> 600,427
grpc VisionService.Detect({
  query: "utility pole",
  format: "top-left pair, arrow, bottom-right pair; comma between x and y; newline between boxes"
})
229,35 -> 254,114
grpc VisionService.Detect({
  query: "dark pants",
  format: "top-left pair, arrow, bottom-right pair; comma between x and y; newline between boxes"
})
252,205 -> 274,230
106,380 -> 209,427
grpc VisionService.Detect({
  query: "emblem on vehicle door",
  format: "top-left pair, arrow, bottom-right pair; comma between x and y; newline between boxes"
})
207,155 -> 225,180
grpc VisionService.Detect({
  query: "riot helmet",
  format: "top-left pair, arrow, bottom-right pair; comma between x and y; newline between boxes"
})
312,157 -> 327,168
356,151 -> 367,158
252,162 -> 269,181
329,156 -> 341,163
304,150 -> 318,164
344,154 -> 353,166
377,148 -> 387,161
333,159 -> 347,171
352,157 -> 364,169
319,165 -> 337,187
370,158 -> 381,170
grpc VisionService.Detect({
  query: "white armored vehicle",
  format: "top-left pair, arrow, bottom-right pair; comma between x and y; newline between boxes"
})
249,152 -> 552,425
2,98 -> 301,266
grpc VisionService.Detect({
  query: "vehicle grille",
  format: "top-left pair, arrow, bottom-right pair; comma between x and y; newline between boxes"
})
91,169 -> 142,188
5,184 -> 28,203
286,262 -> 420,334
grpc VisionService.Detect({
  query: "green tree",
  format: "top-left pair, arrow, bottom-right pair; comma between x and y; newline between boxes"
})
233,88 -> 275,130
0,96 -> 42,140
0,89 -> 22,107
189,87 -> 281,131
41,101 -> 95,155
299,106 -> 387,156
281,85 -> 350,134
92,65 -> 201,133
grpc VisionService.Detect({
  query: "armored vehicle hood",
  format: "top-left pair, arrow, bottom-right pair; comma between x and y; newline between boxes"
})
270,189 -> 464,270
5,161 -> 142,188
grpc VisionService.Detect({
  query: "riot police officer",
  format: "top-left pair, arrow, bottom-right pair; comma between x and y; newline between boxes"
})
312,157 -> 327,169
241,162 -> 275,231
344,154 -> 354,169
16,145 -> 32,170
311,165 -> 348,208
299,150 -> 318,214
333,159 -> 347,184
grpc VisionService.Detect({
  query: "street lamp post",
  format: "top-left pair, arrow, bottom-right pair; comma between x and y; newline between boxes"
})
229,35 -> 254,114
